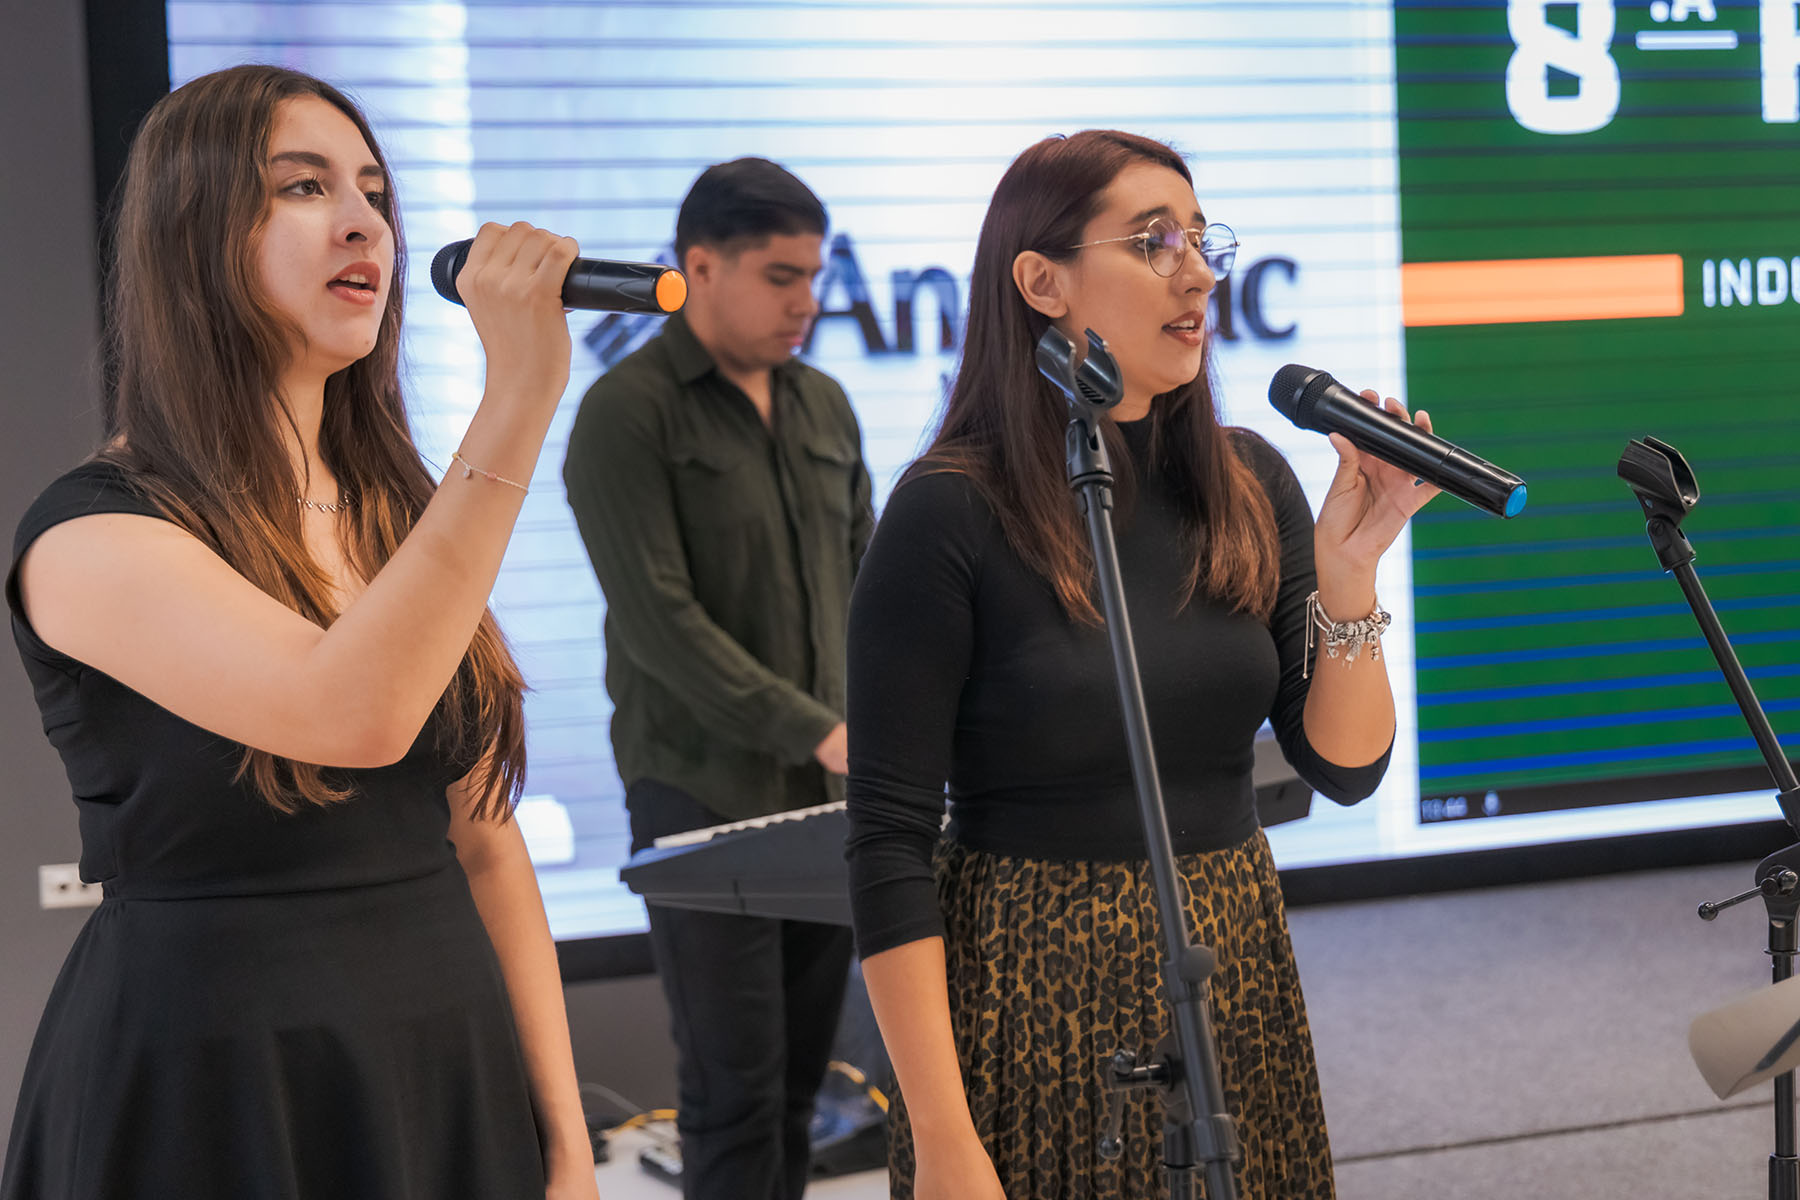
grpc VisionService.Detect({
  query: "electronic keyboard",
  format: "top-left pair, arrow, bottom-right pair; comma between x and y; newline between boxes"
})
620,728 -> 1312,925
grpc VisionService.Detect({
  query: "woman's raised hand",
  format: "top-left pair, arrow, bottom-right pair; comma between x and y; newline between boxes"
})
1311,389 -> 1441,609
453,221 -> 581,407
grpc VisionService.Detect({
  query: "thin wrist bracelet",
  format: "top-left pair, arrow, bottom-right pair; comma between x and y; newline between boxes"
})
450,450 -> 529,494
1303,590 -> 1392,678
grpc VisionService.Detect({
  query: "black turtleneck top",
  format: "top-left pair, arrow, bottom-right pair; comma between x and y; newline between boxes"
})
843,421 -> 1391,958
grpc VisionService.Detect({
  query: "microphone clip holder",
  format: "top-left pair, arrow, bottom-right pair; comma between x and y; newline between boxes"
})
1036,326 -> 1242,1200
1619,436 -> 1699,573
1036,325 -> 1124,491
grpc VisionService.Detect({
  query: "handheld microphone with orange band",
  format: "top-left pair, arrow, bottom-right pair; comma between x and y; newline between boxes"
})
430,239 -> 687,316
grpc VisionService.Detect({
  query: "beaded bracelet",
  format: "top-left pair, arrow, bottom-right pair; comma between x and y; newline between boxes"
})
1303,590 -> 1392,679
451,450 -> 529,495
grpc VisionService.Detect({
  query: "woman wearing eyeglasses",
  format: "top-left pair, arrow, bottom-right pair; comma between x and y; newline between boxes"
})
844,130 -> 1438,1199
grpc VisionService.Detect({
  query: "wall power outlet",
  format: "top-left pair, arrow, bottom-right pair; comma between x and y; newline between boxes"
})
38,863 -> 103,910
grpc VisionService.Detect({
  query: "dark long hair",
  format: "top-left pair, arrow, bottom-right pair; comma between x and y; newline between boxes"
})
99,64 -> 526,819
915,129 -> 1279,624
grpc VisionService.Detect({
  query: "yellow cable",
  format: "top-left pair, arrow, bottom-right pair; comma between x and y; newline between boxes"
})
608,1107 -> 678,1133
826,1060 -> 890,1113
607,1061 -> 889,1137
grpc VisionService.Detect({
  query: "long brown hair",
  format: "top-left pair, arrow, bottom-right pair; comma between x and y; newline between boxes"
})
917,130 -> 1278,623
99,64 -> 525,819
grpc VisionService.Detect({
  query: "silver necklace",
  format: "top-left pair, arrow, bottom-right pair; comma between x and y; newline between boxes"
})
297,496 -> 351,514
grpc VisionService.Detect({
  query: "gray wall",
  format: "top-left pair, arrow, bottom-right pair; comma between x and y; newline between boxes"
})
0,0 -> 107,1154
0,1 -> 675,1155
566,973 -> 677,1116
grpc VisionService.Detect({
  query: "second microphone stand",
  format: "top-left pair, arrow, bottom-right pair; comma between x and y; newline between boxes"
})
1036,327 -> 1241,1200
1620,437 -> 1800,1200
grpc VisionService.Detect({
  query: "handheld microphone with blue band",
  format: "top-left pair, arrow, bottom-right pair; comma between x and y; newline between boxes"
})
429,239 -> 688,316
1268,364 -> 1527,519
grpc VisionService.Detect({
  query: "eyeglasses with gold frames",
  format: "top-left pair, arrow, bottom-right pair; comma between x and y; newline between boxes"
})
1068,218 -> 1239,280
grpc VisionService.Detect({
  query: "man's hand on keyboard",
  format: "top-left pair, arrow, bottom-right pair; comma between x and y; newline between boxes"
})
813,722 -> 848,775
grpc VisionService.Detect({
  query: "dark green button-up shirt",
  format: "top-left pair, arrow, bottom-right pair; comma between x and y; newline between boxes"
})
562,311 -> 874,821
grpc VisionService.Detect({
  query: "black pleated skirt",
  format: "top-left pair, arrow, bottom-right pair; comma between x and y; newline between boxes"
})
2,864 -> 545,1200
888,830 -> 1334,1200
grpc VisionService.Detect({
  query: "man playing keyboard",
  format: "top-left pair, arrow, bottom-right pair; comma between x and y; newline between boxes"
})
562,157 -> 874,1200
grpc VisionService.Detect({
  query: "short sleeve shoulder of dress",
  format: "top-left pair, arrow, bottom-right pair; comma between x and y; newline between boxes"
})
8,462 -> 168,663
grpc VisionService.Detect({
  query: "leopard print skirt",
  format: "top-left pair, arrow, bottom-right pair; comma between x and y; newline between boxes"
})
886,830 -> 1333,1199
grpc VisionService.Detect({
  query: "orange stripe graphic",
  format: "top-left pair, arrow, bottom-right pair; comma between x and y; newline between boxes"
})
1401,254 -> 1684,327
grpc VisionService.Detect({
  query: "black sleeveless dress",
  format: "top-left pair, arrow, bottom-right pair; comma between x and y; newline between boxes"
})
2,464 -> 547,1200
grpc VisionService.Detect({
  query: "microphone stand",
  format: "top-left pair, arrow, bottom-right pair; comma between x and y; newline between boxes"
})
1036,328 -> 1241,1200
1619,437 -> 1800,1200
